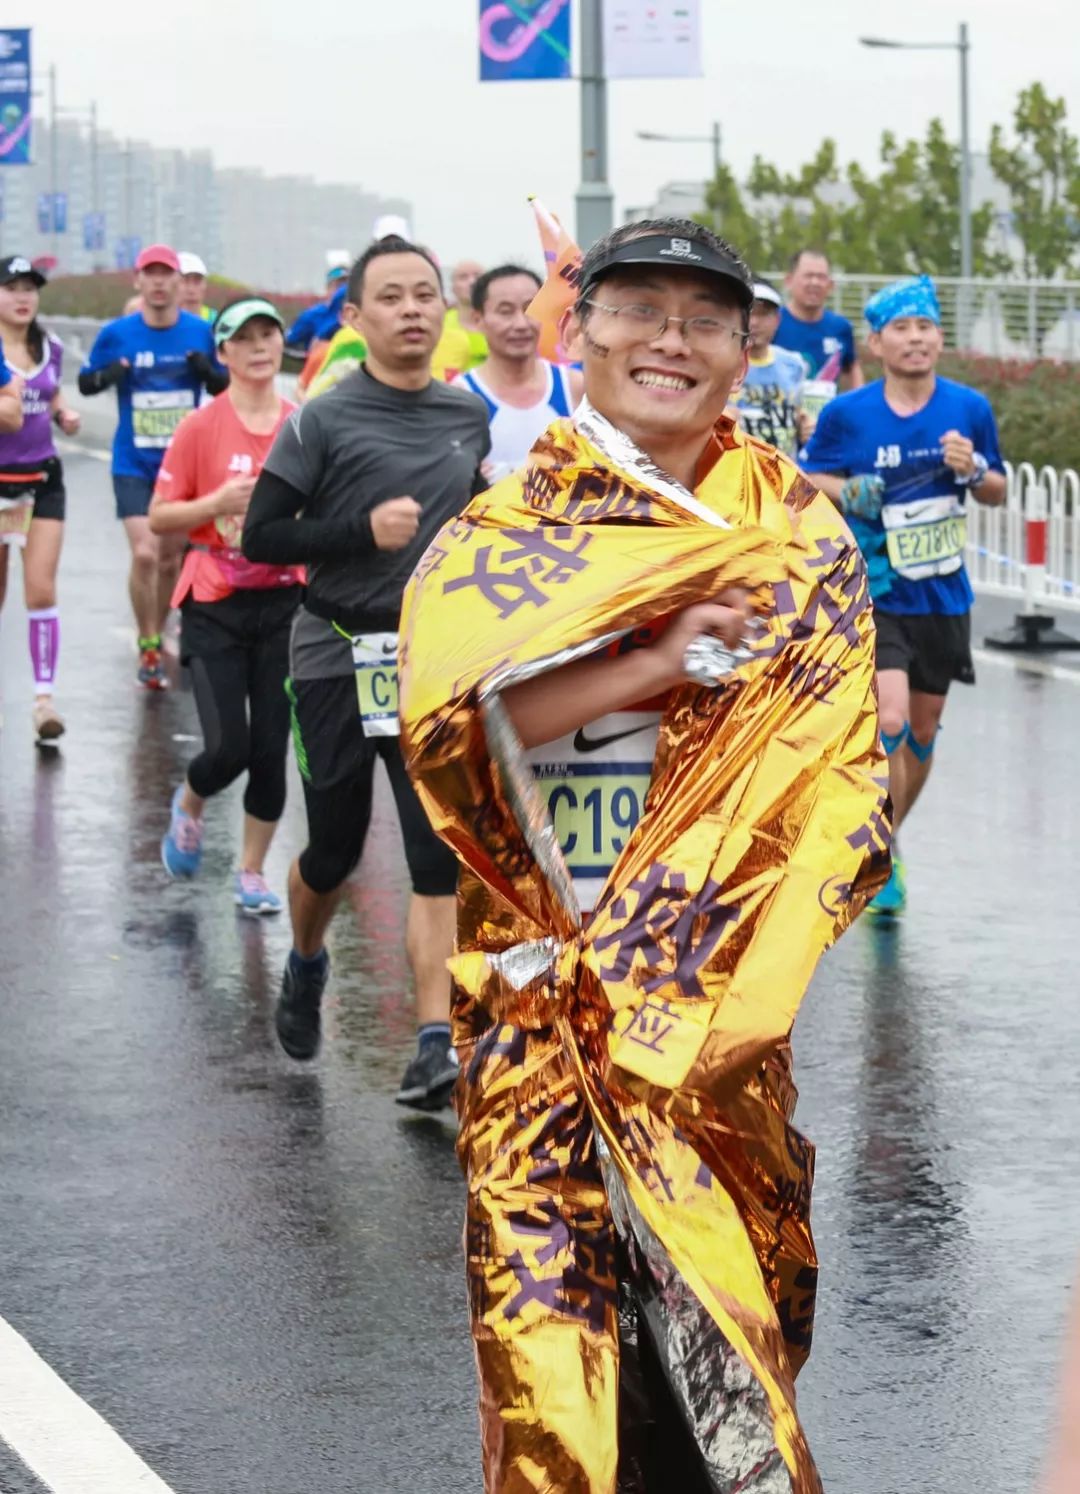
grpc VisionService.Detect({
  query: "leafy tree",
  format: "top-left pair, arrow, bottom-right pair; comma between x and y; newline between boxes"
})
988,84 -> 1080,352
989,83 -> 1080,279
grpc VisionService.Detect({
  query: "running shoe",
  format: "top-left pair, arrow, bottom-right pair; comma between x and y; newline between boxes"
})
32,697 -> 65,743
275,950 -> 330,1060
396,1037 -> 460,1112
137,643 -> 167,691
161,786 -> 204,878
233,870 -> 283,917
868,857 -> 906,917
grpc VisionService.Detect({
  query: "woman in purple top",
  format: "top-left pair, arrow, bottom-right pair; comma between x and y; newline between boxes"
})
0,256 -> 82,744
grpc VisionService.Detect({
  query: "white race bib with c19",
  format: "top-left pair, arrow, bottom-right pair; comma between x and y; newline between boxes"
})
527,709 -> 660,913
351,632 -> 399,737
882,495 -> 967,581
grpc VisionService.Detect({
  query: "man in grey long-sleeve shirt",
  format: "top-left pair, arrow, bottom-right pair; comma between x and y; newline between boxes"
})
243,236 -> 489,1105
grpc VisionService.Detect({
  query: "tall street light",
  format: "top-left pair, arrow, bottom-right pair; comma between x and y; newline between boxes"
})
637,122 -> 723,178
859,24 -> 972,280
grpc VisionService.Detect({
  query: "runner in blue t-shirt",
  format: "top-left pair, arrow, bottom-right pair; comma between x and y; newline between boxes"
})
776,251 -> 863,432
803,273 -> 1006,915
79,243 -> 227,688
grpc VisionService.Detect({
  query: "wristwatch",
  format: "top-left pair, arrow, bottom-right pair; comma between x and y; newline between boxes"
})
956,452 -> 989,488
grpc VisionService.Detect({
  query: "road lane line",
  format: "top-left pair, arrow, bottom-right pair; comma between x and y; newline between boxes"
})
0,1318 -> 176,1493
973,646 -> 1080,686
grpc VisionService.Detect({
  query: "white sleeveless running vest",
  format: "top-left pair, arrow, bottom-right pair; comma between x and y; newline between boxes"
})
458,361 -> 575,480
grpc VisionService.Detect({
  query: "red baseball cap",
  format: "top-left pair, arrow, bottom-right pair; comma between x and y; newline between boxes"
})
135,244 -> 180,273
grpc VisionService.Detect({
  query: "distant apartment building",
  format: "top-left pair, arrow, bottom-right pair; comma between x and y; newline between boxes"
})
0,119 -> 411,292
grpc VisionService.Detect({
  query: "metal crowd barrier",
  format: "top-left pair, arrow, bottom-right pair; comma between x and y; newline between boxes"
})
969,461 -> 1080,650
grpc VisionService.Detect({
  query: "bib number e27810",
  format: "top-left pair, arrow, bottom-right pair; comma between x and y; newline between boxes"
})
351,632 -> 399,737
882,495 -> 967,581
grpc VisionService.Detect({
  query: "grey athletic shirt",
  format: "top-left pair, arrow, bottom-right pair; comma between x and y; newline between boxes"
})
260,366 -> 489,676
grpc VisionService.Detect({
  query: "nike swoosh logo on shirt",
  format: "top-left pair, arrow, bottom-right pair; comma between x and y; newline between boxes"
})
572,725 -> 648,754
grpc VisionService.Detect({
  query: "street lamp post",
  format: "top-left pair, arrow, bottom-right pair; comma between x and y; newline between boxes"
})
575,0 -> 614,250
858,24 -> 973,280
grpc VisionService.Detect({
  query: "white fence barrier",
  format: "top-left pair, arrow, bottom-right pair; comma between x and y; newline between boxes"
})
967,461 -> 1080,614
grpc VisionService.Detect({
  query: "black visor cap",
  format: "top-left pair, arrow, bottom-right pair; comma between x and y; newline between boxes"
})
580,233 -> 753,309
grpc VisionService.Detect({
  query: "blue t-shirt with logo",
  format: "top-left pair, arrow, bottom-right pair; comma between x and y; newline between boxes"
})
82,311 -> 217,480
731,346 -> 805,457
776,307 -> 856,379
803,376 -> 1004,616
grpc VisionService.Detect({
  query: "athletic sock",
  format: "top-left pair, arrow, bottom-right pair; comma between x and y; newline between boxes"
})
288,947 -> 329,977
418,1021 -> 452,1052
28,608 -> 60,695
138,633 -> 162,651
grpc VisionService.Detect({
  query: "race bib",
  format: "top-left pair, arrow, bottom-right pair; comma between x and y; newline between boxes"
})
528,709 -> 660,910
351,632 -> 400,736
801,378 -> 836,421
0,494 -> 34,546
131,389 -> 195,449
882,495 -> 967,580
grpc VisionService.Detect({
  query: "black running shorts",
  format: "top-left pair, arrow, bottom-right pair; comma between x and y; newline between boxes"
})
874,608 -> 975,696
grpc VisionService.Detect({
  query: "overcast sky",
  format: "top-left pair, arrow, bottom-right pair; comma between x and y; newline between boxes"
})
26,0 -> 1077,272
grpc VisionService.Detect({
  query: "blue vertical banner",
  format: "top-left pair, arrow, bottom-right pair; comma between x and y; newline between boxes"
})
84,211 -> 106,251
37,192 -> 51,233
36,192 -> 66,233
0,29 -> 32,165
479,0 -> 572,81
52,191 -> 67,233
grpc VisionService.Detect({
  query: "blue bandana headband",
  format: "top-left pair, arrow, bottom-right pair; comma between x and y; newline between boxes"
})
864,274 -> 942,332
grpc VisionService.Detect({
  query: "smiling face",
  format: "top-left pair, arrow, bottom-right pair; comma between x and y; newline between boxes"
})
0,275 -> 40,328
218,316 -> 284,384
563,266 -> 748,455
786,252 -> 832,315
869,315 -> 943,378
347,250 -> 445,370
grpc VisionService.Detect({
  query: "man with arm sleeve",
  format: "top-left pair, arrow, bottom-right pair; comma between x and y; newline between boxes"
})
243,235 -> 490,1109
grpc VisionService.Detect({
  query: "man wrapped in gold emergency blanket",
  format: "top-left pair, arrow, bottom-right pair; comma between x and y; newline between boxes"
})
399,404 -> 887,1488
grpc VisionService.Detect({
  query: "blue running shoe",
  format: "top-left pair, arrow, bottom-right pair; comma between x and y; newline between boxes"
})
161,786 -> 204,878
868,857 -> 906,917
234,870 -> 283,917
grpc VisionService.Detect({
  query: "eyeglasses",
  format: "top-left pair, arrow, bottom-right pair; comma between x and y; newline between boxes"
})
584,299 -> 749,348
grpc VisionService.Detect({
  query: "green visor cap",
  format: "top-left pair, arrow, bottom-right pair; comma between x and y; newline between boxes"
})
213,297 -> 285,348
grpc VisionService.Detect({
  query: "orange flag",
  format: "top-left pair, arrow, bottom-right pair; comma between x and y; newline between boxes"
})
527,195 -> 583,362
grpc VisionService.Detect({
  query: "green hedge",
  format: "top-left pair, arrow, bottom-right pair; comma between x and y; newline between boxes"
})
39,272 -> 317,323
858,350 -> 1079,473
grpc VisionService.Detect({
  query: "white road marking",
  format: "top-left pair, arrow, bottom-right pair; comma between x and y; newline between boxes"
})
0,1317 -> 176,1492
54,439 -> 111,463
973,646 -> 1080,686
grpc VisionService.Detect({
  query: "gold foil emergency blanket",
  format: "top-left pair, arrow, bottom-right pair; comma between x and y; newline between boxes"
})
399,415 -> 889,1493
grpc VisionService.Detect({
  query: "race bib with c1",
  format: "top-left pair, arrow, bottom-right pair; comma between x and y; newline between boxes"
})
131,389 -> 196,449
882,495 -> 967,581
351,632 -> 400,736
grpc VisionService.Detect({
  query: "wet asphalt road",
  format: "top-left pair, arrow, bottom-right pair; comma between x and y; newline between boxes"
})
1,446 -> 1078,1494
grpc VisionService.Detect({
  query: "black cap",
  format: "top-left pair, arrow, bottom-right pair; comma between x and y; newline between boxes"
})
580,232 -> 753,309
0,255 -> 47,288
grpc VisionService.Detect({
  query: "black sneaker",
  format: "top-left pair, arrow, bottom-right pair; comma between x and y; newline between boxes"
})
395,1038 -> 460,1112
275,952 -> 330,1061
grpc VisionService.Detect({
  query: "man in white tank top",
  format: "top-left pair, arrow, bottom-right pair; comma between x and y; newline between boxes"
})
455,264 -> 584,481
